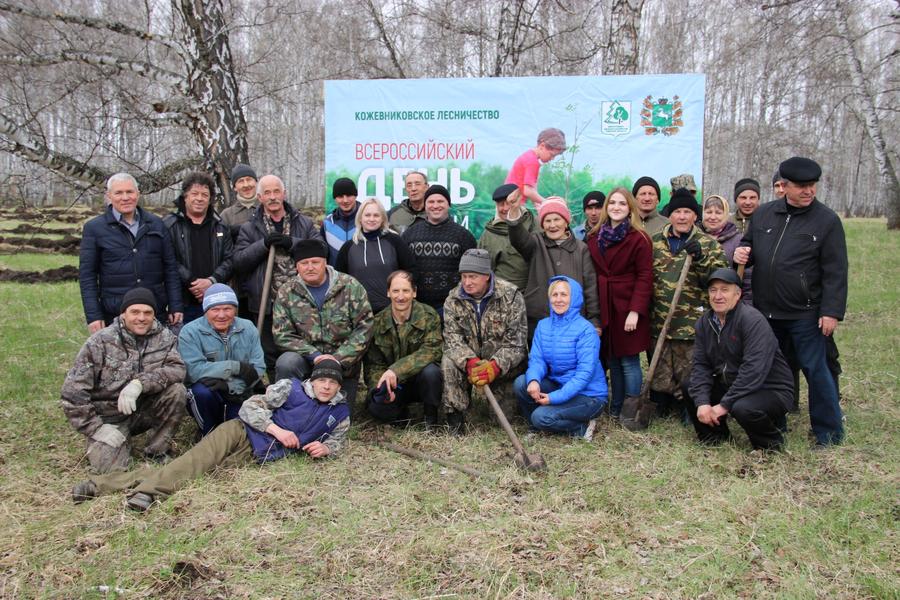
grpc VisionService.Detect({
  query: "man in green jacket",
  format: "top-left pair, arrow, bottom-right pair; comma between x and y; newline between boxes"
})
477,183 -> 535,291
364,270 -> 443,428
272,240 -> 374,411
649,188 -> 727,416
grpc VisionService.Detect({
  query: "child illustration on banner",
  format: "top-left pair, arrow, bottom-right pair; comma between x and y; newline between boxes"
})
504,128 -> 567,211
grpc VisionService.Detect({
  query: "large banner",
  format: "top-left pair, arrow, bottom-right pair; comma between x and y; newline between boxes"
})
324,74 -> 705,237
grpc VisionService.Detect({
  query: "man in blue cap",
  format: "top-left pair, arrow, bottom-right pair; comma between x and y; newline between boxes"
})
178,284 -> 266,437
734,157 -> 848,447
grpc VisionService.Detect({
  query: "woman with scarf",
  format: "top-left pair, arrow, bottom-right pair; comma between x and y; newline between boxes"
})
700,195 -> 741,263
586,188 -> 653,419
336,197 -> 417,314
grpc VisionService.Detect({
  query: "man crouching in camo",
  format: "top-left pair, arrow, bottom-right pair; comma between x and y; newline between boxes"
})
61,287 -> 187,474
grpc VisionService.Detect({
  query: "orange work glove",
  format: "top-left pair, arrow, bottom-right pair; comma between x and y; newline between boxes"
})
470,359 -> 501,386
465,357 -> 481,383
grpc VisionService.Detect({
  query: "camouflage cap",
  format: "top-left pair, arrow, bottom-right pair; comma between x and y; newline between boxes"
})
670,173 -> 697,193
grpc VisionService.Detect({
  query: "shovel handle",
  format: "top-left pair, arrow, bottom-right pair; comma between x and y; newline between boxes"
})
483,385 -> 527,456
256,245 -> 277,332
643,254 -> 693,391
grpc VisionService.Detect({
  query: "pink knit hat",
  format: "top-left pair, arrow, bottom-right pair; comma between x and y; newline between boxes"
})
538,196 -> 571,225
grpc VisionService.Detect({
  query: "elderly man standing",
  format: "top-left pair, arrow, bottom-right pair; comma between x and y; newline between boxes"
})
477,183 -> 535,291
389,171 -> 428,234
402,184 -> 477,313
178,284 -> 265,437
687,269 -> 792,450
164,172 -> 234,324
442,249 -> 528,433
233,174 -> 321,377
632,176 -> 667,236
79,173 -> 182,333
734,157 -> 847,447
273,240 -> 374,409
61,288 -> 186,473
649,188 -> 727,417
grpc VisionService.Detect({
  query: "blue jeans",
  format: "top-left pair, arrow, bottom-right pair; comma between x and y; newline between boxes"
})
607,354 -> 642,416
514,375 -> 606,436
769,318 -> 844,445
188,383 -> 242,437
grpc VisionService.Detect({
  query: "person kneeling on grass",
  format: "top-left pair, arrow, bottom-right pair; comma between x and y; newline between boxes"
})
71,359 -> 350,512
514,276 -> 608,441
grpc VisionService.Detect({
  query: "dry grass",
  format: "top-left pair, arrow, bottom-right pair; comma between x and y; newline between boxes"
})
0,219 -> 896,598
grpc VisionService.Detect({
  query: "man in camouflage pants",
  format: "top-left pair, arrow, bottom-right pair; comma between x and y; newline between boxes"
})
61,288 -> 187,473
442,249 -> 528,433
273,239 -> 373,411
650,188 -> 727,417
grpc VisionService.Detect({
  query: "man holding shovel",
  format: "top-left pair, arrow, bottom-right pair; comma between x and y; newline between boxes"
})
648,188 -> 727,418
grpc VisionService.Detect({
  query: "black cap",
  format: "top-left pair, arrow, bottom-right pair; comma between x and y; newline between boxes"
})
778,157 -> 821,184
582,190 -> 606,209
290,239 -> 328,262
706,268 -> 742,287
230,163 -> 257,186
310,358 -> 343,383
632,176 -> 660,199
332,177 -> 357,198
424,184 -> 451,204
120,287 -> 157,314
664,188 -> 700,217
734,178 -> 760,199
492,183 -> 518,202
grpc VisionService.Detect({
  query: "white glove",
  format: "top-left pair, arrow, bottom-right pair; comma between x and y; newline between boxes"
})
117,379 -> 143,415
92,423 -> 126,448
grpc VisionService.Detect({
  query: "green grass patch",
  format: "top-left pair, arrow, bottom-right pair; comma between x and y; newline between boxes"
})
0,219 -> 896,597
0,253 -> 79,270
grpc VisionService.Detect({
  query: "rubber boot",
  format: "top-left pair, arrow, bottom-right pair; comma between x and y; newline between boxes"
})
445,411 -> 465,436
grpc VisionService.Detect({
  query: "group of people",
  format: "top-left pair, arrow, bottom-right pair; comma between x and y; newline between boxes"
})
65,154 -> 848,511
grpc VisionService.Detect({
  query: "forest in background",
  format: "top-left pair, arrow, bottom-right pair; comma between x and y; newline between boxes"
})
0,0 -> 896,225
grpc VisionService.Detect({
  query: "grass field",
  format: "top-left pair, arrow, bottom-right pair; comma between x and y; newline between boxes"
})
0,219 -> 896,598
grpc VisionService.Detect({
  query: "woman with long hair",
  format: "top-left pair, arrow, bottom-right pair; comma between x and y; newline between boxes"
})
586,187 -> 653,419
336,198 -> 416,314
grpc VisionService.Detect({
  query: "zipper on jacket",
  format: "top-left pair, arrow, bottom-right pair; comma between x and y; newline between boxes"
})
767,214 -> 791,318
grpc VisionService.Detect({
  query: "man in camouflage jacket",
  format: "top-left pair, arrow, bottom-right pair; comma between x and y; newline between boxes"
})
272,240 -> 373,409
61,288 -> 186,474
649,189 -> 727,414
442,249 -> 528,432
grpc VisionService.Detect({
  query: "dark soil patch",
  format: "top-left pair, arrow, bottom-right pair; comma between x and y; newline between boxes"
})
0,223 -> 81,235
0,235 -> 80,253
0,265 -> 79,283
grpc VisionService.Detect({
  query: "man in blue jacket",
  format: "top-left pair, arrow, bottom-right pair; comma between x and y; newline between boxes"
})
79,173 -> 183,333
321,177 -> 359,265
733,157 -> 847,447
178,284 -> 266,437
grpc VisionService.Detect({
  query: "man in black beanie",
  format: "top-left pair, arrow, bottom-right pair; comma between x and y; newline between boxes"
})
734,156 -> 847,447
731,178 -> 761,234
221,163 -> 259,243
632,176 -> 667,236
61,287 -> 187,474
573,191 -> 606,240
321,177 -> 360,266
402,184 -> 477,313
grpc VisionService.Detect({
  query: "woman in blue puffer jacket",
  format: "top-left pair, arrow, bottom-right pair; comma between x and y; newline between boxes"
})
514,275 -> 608,440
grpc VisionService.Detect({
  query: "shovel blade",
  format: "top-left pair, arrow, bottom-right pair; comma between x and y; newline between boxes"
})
620,391 -> 654,431
514,451 -> 547,472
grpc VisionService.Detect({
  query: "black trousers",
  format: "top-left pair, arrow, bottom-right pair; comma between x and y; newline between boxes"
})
684,380 -> 789,450
366,363 -> 442,424
248,311 -> 277,382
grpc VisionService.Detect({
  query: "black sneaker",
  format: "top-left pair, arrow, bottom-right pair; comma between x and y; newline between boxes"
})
72,480 -> 98,504
127,492 -> 155,512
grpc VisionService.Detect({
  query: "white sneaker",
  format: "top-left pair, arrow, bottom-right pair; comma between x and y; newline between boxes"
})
582,419 -> 597,442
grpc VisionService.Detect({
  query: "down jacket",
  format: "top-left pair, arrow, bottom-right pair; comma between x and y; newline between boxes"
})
525,276 -> 609,404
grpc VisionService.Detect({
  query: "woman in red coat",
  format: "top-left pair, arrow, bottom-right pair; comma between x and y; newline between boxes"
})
586,187 -> 653,418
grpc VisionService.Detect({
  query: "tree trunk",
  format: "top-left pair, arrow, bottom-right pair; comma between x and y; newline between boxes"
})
603,0 -> 645,75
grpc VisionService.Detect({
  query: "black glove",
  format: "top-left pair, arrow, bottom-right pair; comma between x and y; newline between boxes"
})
683,240 -> 703,260
264,233 -> 292,250
198,377 -> 229,395
238,362 -> 259,386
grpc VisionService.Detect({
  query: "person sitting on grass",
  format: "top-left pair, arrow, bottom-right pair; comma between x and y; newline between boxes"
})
71,359 -> 350,512
514,276 -> 608,441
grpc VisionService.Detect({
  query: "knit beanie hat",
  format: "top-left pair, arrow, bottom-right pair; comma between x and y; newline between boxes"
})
772,169 -> 783,185
538,197 -> 572,225
424,184 -> 451,204
120,287 -> 157,314
202,283 -> 239,312
458,248 -> 492,275
582,191 -> 606,209
310,358 -> 343,384
665,188 -> 700,217
230,163 -> 257,186
733,178 -> 761,199
332,177 -> 358,198
631,176 -> 661,199
291,239 -> 329,262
